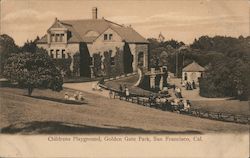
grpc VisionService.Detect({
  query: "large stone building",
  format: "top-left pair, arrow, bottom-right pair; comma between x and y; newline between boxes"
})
37,7 -> 149,77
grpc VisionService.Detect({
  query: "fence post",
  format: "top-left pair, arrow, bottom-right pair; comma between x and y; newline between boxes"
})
233,115 -> 237,122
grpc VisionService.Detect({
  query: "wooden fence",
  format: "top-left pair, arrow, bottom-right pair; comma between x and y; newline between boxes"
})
99,84 -> 250,125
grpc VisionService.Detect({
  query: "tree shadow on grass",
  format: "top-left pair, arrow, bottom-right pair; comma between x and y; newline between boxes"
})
1,121 -> 202,134
27,95 -> 87,105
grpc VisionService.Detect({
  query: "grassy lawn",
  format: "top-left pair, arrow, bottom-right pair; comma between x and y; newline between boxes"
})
190,100 -> 249,116
63,76 -> 102,83
104,75 -> 155,96
0,87 -> 248,134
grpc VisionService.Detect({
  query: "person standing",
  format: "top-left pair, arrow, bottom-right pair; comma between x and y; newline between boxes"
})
119,84 -> 123,100
119,84 -> 123,93
178,99 -> 184,110
125,87 -> 130,101
192,80 -> 196,89
109,90 -> 113,99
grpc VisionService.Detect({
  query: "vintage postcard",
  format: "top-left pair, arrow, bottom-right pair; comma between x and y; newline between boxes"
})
0,0 -> 249,157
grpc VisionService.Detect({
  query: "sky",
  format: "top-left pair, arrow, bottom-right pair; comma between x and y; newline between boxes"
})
1,0 -> 249,46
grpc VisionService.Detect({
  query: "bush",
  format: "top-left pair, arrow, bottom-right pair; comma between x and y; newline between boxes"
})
199,57 -> 250,100
52,58 -> 72,77
73,52 -> 80,76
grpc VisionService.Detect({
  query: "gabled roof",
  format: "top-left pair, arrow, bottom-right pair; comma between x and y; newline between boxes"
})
37,35 -> 47,43
37,18 -> 148,44
183,61 -> 205,72
111,26 -> 148,43
49,19 -> 67,30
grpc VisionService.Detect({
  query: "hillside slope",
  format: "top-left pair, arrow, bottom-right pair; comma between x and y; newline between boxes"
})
0,87 -> 248,134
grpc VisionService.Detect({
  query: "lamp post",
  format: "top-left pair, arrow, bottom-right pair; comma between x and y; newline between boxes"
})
175,50 -> 178,77
176,45 -> 187,78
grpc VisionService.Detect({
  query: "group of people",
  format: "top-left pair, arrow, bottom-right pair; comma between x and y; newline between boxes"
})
106,82 -> 192,113
170,98 -> 191,113
173,85 -> 183,98
64,91 -> 84,101
109,84 -> 130,100
182,80 -> 196,90
148,94 -> 191,113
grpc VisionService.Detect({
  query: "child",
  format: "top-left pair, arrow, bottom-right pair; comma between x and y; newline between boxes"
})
64,92 -> 69,100
79,92 -> 84,101
109,90 -> 113,99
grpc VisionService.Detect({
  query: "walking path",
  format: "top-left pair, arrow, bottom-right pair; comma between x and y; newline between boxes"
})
168,76 -> 228,101
64,81 -> 110,98
64,73 -> 229,102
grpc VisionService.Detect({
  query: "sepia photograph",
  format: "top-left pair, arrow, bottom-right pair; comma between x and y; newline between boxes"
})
0,0 -> 249,157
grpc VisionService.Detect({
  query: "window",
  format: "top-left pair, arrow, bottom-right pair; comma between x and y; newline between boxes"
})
50,50 -> 54,58
104,34 -> 108,40
62,49 -> 65,59
51,34 -> 55,42
138,52 -> 144,66
184,73 -> 187,80
60,34 -> 64,42
111,57 -> 115,66
109,34 -> 113,40
55,34 -> 60,42
89,57 -> 94,66
56,49 -> 60,58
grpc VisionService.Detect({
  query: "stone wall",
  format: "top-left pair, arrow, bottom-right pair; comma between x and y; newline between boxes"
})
128,44 -> 137,71
37,41 -> 149,78
135,44 -> 148,70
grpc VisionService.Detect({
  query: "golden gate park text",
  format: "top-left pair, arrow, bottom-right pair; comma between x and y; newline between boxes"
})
48,136 -> 202,143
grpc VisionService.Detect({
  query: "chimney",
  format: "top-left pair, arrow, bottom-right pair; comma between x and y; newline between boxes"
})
92,7 -> 98,19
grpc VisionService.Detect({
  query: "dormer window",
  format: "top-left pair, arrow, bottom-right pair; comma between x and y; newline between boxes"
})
109,34 -> 113,40
50,33 -> 65,43
55,34 -> 60,42
104,34 -> 108,40
60,34 -> 64,42
104,34 -> 113,41
51,34 -> 55,42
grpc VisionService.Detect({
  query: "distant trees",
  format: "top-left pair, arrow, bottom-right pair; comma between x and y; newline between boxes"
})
193,35 -> 250,100
3,49 -> 63,96
148,38 -> 184,68
148,35 -> 250,100
148,38 -> 185,50
200,56 -> 250,100
0,34 -> 20,76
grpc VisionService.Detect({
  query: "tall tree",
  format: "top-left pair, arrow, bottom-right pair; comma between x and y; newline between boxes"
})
3,49 -> 63,96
